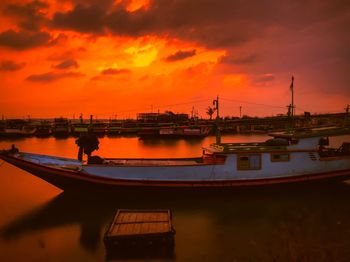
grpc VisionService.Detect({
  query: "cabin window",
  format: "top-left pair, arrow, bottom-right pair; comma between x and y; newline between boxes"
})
237,154 -> 261,170
271,153 -> 290,162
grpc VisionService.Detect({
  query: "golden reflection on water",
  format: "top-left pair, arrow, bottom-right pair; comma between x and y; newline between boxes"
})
0,134 -> 269,158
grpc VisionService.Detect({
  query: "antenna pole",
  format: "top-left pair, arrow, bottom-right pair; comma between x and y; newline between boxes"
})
289,76 -> 295,130
345,104 -> 350,127
213,96 -> 221,144
291,76 -> 294,117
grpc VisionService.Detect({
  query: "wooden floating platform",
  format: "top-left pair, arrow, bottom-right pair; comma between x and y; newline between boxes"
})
104,209 -> 175,259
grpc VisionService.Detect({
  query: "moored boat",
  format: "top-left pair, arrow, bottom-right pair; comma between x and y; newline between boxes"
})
71,122 -> 89,137
107,120 -> 122,136
138,125 -> 212,139
91,121 -> 106,137
0,119 -> 36,137
120,121 -> 138,134
35,121 -> 52,137
1,127 -> 349,191
52,118 -> 70,137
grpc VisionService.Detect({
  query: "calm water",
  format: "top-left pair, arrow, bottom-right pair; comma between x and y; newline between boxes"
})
0,134 -> 350,262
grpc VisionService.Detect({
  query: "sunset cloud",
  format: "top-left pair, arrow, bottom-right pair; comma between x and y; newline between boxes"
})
165,50 -> 196,62
220,54 -> 258,65
0,30 -> 52,50
26,71 -> 85,82
4,0 -> 49,31
53,59 -> 79,69
0,0 -> 349,117
0,60 -> 26,71
52,4 -> 106,34
101,68 -> 131,75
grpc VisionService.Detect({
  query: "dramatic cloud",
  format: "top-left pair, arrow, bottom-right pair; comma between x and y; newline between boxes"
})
0,30 -> 51,50
0,0 -> 349,117
252,74 -> 275,85
48,0 -> 350,48
0,60 -> 26,71
4,0 -> 49,31
101,68 -> 131,75
165,50 -> 196,62
52,4 -> 106,34
26,71 -> 85,82
220,54 -> 258,65
53,59 -> 79,69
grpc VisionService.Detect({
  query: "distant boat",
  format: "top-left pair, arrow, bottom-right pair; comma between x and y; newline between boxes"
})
35,121 -> 52,137
71,122 -> 89,137
120,121 -> 138,134
1,127 -> 350,191
138,125 -> 212,138
91,121 -> 106,137
107,121 -> 122,136
0,119 -> 36,137
52,118 -> 70,137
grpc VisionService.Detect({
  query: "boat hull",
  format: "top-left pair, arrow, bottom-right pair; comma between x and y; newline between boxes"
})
1,153 -> 350,192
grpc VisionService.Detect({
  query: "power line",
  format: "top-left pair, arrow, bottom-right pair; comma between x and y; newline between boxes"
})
103,98 -> 212,115
220,97 -> 286,109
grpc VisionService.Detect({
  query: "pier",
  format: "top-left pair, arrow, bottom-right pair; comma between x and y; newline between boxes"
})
0,112 -> 348,139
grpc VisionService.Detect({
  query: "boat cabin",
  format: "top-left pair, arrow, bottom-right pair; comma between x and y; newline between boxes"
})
201,127 -> 350,165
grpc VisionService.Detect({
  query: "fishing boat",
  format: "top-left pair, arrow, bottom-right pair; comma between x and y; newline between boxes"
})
52,118 -> 70,137
138,125 -> 212,139
0,119 -> 37,137
91,121 -> 107,137
1,127 -> 349,191
35,121 -> 52,137
107,120 -> 122,136
71,122 -> 89,137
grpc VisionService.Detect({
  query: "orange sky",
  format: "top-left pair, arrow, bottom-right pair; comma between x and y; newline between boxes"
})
0,0 -> 349,119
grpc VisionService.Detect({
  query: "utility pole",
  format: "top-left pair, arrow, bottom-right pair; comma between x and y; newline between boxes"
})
345,104 -> 350,127
239,106 -> 242,118
213,96 -> 221,144
291,76 -> 295,117
89,115 -> 93,130
289,76 -> 295,130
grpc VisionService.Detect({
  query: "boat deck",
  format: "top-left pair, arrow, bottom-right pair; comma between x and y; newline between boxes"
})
106,158 -> 201,166
204,143 -> 287,153
17,152 -> 82,170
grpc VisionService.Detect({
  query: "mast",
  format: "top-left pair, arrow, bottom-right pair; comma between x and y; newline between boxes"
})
213,96 -> 221,144
290,76 -> 295,130
291,76 -> 295,117
89,115 -> 93,131
345,104 -> 350,127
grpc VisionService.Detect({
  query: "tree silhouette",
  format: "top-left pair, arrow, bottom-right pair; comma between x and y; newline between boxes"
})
206,106 -> 215,120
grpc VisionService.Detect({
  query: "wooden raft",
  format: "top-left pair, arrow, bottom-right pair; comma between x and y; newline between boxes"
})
104,209 -> 175,259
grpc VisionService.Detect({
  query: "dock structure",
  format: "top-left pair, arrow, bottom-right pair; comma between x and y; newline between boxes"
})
0,112 -> 349,138
104,209 -> 175,259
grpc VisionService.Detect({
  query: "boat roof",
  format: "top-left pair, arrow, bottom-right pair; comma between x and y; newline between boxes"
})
204,127 -> 350,153
269,126 -> 350,139
203,142 -> 287,154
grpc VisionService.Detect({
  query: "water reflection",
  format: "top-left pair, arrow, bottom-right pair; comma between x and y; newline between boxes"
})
0,192 -> 110,252
2,184 -> 350,261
